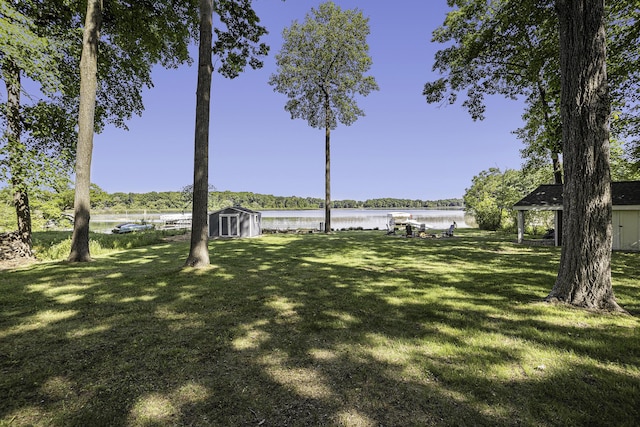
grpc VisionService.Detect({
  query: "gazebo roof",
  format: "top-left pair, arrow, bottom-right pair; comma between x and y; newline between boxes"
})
513,181 -> 640,210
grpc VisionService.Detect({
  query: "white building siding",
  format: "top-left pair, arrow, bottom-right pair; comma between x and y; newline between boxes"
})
613,209 -> 640,251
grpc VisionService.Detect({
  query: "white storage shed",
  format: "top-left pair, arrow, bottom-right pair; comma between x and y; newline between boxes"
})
208,206 -> 261,238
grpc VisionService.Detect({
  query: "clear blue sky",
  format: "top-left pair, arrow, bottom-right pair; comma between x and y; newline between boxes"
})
91,0 -> 526,201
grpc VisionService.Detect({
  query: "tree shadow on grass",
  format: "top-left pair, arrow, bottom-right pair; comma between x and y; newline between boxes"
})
1,232 -> 639,426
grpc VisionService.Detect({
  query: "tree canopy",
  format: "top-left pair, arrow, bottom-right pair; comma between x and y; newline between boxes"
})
0,1 -> 61,92
1,0 -> 200,258
269,1 -> 378,130
424,0 -> 640,176
463,167 -> 551,231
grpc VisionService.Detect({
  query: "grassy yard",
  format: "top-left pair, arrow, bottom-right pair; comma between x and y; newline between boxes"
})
1,230 -> 639,426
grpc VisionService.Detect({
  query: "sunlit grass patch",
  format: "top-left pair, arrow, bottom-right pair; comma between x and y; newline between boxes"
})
261,355 -> 336,400
66,324 -> 112,338
232,320 -> 271,350
128,383 -> 210,426
129,393 -> 178,425
0,309 -> 79,339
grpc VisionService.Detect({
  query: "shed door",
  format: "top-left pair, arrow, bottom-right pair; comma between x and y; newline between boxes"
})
613,211 -> 640,251
220,214 -> 240,237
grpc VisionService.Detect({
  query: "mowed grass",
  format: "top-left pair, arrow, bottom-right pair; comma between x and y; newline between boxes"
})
1,230 -> 639,426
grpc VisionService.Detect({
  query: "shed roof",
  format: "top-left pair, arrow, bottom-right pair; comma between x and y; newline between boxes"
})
514,181 -> 640,210
211,206 -> 261,215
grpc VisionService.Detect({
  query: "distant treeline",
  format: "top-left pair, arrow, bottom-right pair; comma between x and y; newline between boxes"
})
0,187 -> 463,231
91,189 -> 463,211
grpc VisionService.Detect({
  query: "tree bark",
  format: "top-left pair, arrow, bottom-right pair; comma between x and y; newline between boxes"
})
548,0 -> 621,311
68,0 -> 102,262
13,190 -> 32,253
3,60 -> 33,256
324,95 -> 331,233
184,0 -> 213,267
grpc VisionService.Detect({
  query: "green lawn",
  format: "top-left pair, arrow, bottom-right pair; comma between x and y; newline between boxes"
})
1,230 -> 639,426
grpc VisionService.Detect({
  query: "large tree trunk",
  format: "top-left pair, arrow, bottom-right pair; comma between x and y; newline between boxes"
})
184,0 -> 213,268
68,0 -> 102,262
547,0 -> 621,311
3,60 -> 33,256
324,95 -> 331,233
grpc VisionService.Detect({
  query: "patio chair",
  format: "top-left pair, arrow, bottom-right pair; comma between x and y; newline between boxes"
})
386,223 -> 396,235
442,223 -> 455,237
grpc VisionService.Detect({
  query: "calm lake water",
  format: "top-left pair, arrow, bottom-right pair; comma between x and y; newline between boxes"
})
260,209 -> 471,231
90,209 -> 472,233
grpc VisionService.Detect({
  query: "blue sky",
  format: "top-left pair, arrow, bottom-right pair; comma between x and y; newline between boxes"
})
91,0 -> 526,201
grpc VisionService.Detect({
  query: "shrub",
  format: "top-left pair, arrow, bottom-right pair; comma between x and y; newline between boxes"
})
33,229 -> 186,261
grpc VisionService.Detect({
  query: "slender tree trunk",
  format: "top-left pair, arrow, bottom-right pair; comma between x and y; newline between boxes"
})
3,60 -> 33,256
324,96 -> 331,233
551,152 -> 563,184
68,0 -> 102,262
537,81 -> 564,244
537,83 -> 564,186
548,0 -> 621,311
184,0 -> 213,267
550,152 -> 563,245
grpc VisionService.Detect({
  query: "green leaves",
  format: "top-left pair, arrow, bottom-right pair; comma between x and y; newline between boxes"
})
0,0 -> 62,94
93,0 -> 198,130
426,0 -> 640,169
425,0 -> 558,120
607,2 -> 640,163
213,0 -> 269,79
464,167 -> 551,231
269,1 -> 379,130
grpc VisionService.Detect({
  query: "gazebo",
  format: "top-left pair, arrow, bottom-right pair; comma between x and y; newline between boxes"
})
513,181 -> 640,251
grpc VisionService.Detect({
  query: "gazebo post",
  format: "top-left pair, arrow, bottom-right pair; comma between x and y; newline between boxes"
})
554,210 -> 561,247
517,210 -> 525,243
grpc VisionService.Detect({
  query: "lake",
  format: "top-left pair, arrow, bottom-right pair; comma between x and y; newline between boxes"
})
259,209 -> 471,231
90,209 -> 472,233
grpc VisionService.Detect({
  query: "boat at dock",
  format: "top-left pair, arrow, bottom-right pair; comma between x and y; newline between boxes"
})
159,213 -> 192,230
386,212 -> 413,226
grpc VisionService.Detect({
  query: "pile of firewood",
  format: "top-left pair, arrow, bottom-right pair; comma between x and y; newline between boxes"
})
0,232 -> 33,261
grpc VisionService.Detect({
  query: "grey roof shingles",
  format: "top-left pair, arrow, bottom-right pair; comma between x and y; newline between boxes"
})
514,181 -> 640,209
211,206 -> 261,215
